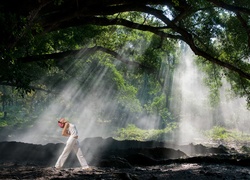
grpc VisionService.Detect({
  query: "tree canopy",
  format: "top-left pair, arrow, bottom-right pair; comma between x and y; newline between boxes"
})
0,0 -> 250,103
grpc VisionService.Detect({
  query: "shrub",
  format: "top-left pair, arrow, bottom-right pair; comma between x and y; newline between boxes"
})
114,123 -> 177,141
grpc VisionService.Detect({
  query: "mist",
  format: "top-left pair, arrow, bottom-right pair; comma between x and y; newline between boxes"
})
171,46 -> 250,144
2,43 -> 250,148
9,70 -> 118,144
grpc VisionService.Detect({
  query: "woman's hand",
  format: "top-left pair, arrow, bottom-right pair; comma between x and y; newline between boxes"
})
62,123 -> 70,136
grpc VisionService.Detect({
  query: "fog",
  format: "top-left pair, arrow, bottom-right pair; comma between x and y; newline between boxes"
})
171,46 -> 250,144
3,44 -> 250,148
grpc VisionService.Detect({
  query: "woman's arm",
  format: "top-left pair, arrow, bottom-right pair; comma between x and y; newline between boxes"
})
62,123 -> 70,136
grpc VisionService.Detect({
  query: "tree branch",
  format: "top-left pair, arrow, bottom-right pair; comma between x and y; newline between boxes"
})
44,16 -> 183,41
206,0 -> 250,15
2,0 -> 250,80
0,82 -> 53,93
17,46 -> 153,71
137,6 -> 250,80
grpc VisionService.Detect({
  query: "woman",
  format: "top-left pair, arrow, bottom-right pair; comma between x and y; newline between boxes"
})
55,118 -> 90,170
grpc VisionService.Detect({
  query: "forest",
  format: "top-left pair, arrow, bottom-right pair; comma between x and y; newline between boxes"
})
0,0 -> 250,179
1,0 -> 250,144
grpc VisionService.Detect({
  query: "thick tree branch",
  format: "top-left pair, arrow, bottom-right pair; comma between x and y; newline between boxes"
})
206,0 -> 250,15
2,0 -> 250,81
137,6 -> 250,80
17,46 -> 153,71
44,16 -> 183,41
0,82 -> 52,93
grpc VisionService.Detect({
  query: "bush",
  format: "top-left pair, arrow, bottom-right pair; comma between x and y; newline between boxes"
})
114,123 -> 177,141
203,126 -> 250,142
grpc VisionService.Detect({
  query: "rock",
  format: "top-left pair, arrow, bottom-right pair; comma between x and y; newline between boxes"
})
98,157 -> 133,168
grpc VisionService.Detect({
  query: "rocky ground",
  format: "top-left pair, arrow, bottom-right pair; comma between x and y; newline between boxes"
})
1,137 -> 250,179
1,161 -> 250,179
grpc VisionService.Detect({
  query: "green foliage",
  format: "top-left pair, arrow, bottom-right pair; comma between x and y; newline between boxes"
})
105,61 -> 143,113
114,123 -> 177,141
117,86 -> 142,113
54,0 -> 64,5
203,126 -> 250,142
86,26 -> 177,123
195,58 -> 223,107
0,85 -> 52,128
189,5 -> 250,108
0,111 -> 32,128
0,120 -> 7,127
2,1 -> 249,135
204,126 -> 229,140
0,7 -> 178,130
143,94 -> 174,124
172,0 -> 179,6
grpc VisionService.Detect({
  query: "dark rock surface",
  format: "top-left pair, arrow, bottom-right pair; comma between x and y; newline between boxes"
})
0,137 -> 250,179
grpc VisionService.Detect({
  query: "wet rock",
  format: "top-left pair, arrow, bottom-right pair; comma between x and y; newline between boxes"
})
137,147 -> 188,160
209,144 -> 229,154
241,145 -> 250,153
1,137 -> 250,170
98,157 -> 133,168
125,153 -> 158,166
179,143 -> 208,156
114,172 -> 138,180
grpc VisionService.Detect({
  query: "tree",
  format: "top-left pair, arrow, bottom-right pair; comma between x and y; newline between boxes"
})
0,0 -> 249,106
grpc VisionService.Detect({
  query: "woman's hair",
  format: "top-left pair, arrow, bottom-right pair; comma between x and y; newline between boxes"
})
59,118 -> 66,122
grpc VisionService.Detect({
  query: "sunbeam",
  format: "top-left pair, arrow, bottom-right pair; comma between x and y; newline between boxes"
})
171,46 -> 250,145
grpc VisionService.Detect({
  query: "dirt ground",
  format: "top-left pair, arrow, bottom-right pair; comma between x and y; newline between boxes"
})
1,162 -> 250,180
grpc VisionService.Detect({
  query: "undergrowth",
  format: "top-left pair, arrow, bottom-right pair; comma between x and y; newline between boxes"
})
203,126 -> 250,143
114,123 -> 177,141
114,124 -> 250,143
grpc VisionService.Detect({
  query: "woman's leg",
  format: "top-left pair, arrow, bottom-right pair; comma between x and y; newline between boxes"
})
55,137 -> 75,168
73,140 -> 89,168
